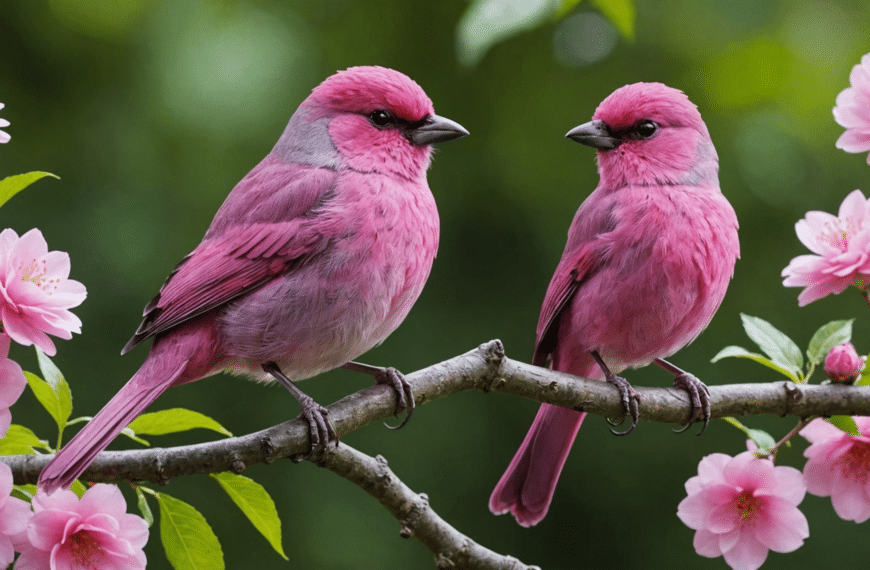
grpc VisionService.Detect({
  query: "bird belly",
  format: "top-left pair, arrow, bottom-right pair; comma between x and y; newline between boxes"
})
560,193 -> 737,372
218,210 -> 438,382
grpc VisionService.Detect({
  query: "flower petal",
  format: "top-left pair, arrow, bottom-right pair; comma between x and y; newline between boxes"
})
753,495 -> 808,552
722,532 -> 769,570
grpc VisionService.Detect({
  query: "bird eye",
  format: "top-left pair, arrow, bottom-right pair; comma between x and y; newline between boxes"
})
368,110 -> 394,128
634,120 -> 658,139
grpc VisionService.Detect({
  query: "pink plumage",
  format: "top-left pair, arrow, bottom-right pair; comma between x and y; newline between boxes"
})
38,66 -> 467,493
490,82 -> 739,527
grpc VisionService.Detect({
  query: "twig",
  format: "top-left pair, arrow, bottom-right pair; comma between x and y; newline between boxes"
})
316,443 -> 540,570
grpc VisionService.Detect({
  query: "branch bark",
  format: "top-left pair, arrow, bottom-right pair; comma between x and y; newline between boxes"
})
5,338 -> 870,485
318,443 -> 540,570
4,339 -> 870,569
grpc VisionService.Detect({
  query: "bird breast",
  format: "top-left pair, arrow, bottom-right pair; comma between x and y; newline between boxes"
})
560,183 -> 738,372
220,171 -> 440,382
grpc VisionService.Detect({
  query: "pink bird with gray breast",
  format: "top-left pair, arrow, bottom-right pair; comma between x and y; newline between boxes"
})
38,66 -> 468,494
490,82 -> 739,527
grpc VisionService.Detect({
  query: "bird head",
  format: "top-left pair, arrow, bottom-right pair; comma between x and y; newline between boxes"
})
275,66 -> 467,180
566,82 -> 718,190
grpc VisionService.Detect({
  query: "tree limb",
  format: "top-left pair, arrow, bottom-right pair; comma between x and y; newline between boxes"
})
5,338 -> 870,485
317,443 -> 540,570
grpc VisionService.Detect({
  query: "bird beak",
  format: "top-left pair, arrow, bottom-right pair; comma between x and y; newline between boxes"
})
408,114 -> 469,146
565,120 -> 619,150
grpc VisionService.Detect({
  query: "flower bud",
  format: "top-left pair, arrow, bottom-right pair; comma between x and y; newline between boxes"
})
824,342 -> 865,384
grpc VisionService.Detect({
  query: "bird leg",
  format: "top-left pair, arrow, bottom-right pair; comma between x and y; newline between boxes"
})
341,361 -> 415,430
654,358 -> 711,435
262,361 -> 338,462
590,350 -> 640,436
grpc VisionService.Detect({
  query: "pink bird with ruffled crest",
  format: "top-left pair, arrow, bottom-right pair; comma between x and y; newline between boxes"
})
490,82 -> 739,527
38,66 -> 467,493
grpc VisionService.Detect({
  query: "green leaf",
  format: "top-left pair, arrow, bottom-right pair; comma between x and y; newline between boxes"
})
856,363 -> 870,386
723,417 -> 776,454
128,408 -> 232,437
70,480 -> 87,498
457,0 -> 560,66
25,371 -> 72,433
591,0 -> 634,40
36,349 -> 73,421
745,428 -> 777,453
211,472 -> 287,560
740,314 -> 804,378
0,424 -> 51,454
158,492 -> 224,570
826,415 -> 860,436
711,346 -> 801,382
807,319 -> 854,365
120,426 -> 151,447
555,0 -> 584,18
12,484 -> 37,501
0,171 -> 59,209
136,487 -> 155,527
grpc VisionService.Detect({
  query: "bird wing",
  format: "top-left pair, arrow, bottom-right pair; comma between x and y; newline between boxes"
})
532,241 -> 603,367
122,166 -> 337,354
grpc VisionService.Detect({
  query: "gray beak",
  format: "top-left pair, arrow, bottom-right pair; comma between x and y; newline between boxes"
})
408,114 -> 469,146
566,120 -> 619,150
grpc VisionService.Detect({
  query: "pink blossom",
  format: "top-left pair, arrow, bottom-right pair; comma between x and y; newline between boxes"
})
781,189 -> 870,305
0,103 -> 8,144
0,462 -> 32,569
834,53 -> 870,163
0,333 -> 26,438
677,451 -> 808,570
801,416 -> 870,522
824,341 -> 865,384
15,484 -> 147,570
0,229 -> 86,356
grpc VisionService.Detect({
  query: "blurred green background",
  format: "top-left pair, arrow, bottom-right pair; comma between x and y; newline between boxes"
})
3,0 -> 870,568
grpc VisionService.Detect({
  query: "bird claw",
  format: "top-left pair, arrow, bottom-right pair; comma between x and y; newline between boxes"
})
672,372 -> 711,436
375,367 -> 415,430
290,397 -> 339,463
261,361 -> 339,461
604,372 -> 640,436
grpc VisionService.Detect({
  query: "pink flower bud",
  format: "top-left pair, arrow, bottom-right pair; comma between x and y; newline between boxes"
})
824,342 -> 865,384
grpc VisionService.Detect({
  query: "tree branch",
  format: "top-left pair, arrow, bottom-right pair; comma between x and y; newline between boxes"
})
316,443 -> 540,570
5,339 -> 870,485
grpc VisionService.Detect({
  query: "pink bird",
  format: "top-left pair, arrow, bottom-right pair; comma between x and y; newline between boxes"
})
489,83 -> 739,527
38,66 -> 468,494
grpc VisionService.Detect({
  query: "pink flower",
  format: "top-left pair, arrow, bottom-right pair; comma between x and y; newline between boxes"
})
781,189 -> 870,305
824,341 -> 865,384
0,103 -> 9,144
677,451 -> 809,570
801,416 -> 870,522
834,53 -> 870,163
0,333 -> 26,438
0,462 -> 32,569
15,484 -> 148,570
0,229 -> 86,356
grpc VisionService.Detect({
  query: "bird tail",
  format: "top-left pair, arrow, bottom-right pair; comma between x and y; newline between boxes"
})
489,403 -> 586,527
37,355 -> 189,494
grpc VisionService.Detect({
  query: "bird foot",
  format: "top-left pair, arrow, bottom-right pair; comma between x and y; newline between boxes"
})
262,361 -> 339,461
603,372 -> 640,436
341,361 -> 415,429
373,367 -> 415,430
289,393 -> 339,463
671,372 -> 711,435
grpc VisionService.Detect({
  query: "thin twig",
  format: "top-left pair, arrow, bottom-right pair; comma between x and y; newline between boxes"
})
769,417 -> 815,461
316,443 -> 540,570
